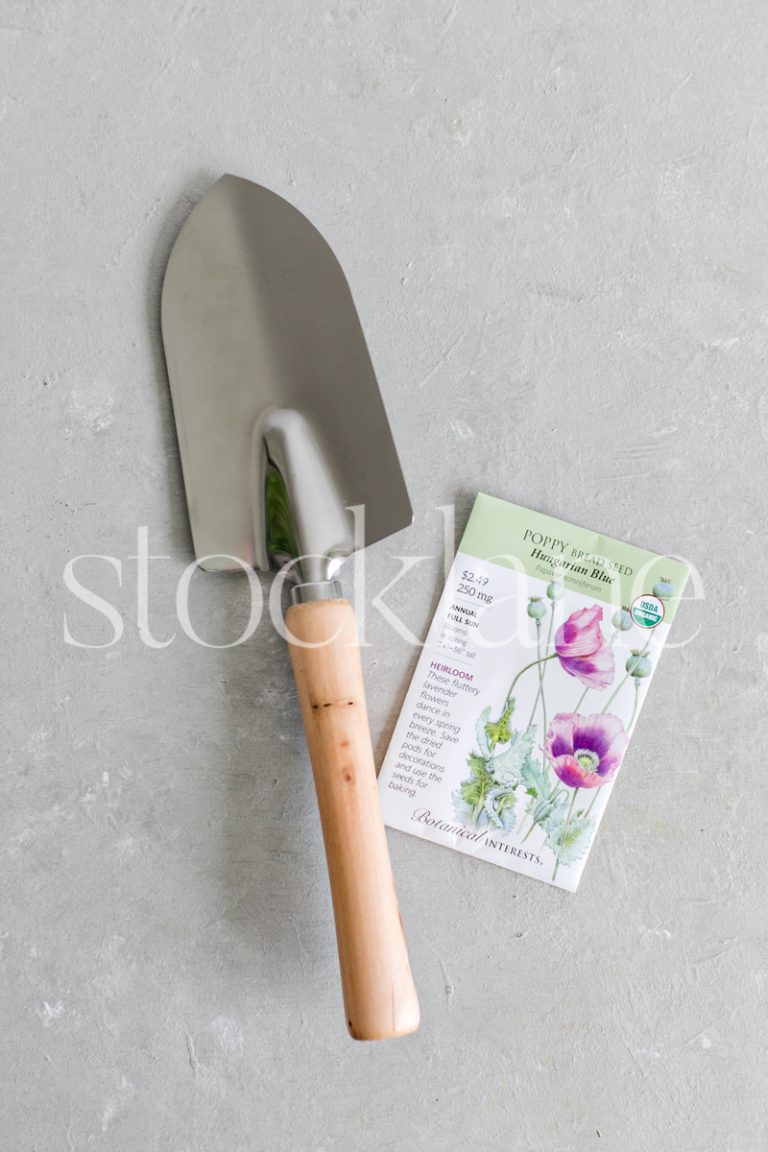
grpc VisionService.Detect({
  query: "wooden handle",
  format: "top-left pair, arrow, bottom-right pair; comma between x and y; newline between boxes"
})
286,598 -> 420,1041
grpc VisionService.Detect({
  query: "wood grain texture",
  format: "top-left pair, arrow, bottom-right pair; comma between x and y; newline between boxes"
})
286,598 -> 420,1041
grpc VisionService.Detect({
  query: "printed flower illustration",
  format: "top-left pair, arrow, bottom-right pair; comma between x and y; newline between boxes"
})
544,712 -> 628,789
455,596 -> 637,875
554,605 -> 614,689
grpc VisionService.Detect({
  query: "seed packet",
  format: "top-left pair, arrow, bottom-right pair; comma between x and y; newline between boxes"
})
378,493 -> 690,891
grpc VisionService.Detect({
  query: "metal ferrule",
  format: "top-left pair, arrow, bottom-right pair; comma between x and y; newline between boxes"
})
289,580 -> 344,605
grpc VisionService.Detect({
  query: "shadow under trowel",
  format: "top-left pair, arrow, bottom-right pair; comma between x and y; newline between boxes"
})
373,643 -> 423,770
145,169 -> 219,561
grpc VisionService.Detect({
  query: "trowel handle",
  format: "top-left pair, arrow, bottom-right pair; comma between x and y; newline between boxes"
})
286,598 -> 420,1041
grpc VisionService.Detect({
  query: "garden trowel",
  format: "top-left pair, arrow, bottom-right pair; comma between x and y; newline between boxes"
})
160,175 -> 419,1040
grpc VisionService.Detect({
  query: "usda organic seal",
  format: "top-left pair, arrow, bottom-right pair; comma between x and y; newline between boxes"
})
630,594 -> 665,628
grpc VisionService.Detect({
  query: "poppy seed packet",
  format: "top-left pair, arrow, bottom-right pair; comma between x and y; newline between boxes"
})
378,493 -> 691,892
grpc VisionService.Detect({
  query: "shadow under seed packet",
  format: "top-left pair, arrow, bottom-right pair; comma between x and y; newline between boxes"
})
378,493 -> 691,891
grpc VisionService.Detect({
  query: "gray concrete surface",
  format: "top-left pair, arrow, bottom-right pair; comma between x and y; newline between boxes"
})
2,1 -> 766,1149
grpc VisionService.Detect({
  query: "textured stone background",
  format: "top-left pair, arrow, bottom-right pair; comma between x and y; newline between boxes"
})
2,1 -> 765,1149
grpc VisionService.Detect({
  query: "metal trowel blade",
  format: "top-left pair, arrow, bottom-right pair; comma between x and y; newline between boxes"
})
160,174 -> 412,577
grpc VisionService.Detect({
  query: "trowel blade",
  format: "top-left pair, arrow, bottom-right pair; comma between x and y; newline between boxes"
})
160,174 -> 412,573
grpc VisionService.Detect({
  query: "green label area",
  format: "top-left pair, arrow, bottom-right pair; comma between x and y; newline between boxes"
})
459,493 -> 690,624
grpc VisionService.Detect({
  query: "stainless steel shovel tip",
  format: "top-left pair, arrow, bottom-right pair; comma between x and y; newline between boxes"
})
160,175 -> 412,581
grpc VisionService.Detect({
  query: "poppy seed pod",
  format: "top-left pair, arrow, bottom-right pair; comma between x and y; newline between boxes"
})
626,650 -> 652,678
652,578 -> 675,600
612,607 -> 633,631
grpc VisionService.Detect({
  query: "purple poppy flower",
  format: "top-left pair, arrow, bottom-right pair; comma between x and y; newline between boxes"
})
544,712 -> 628,789
554,604 -> 614,689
